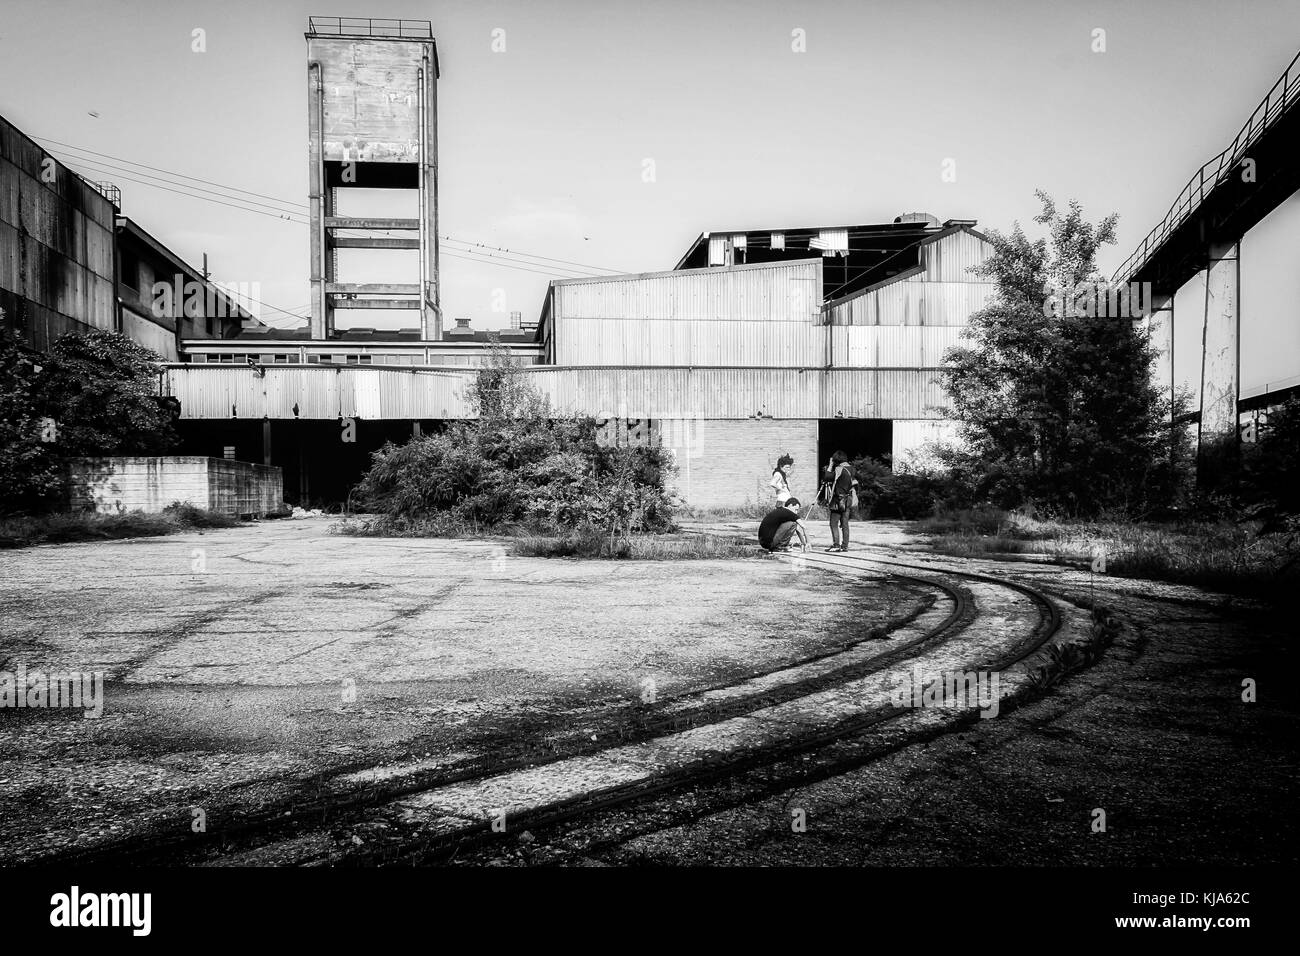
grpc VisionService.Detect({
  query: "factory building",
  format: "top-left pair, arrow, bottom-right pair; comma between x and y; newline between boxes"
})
150,17 -> 1000,509
161,215 -> 994,508
0,113 -> 253,358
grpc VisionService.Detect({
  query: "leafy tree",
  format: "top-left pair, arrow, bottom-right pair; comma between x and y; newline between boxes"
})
0,337 -> 62,513
938,192 -> 1180,518
1,329 -> 175,515
35,329 -> 177,457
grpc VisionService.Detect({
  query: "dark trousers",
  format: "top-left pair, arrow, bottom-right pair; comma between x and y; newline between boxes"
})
765,521 -> 798,551
829,507 -> 850,548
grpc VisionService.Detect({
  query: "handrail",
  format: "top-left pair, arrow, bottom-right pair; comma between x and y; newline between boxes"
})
1112,49 -> 1300,284
306,17 -> 432,39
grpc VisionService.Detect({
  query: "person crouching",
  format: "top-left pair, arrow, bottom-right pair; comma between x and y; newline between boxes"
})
758,497 -> 808,553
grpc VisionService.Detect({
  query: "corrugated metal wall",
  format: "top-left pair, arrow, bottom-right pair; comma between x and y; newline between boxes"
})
921,228 -> 992,281
892,419 -> 963,461
831,325 -> 966,367
555,318 -> 828,367
164,365 -> 950,421
824,230 -> 996,327
164,366 -> 471,420
555,259 -> 820,322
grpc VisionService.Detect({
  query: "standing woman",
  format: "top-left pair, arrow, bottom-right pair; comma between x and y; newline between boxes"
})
769,454 -> 795,505
821,451 -> 856,551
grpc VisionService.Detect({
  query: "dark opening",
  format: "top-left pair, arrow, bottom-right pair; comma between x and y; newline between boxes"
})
174,418 -> 447,509
817,419 -> 892,472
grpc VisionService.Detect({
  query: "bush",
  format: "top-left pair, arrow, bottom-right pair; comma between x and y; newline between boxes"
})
351,342 -> 679,540
1,330 -> 176,516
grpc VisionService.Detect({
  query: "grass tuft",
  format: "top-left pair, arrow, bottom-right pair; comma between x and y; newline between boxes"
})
916,507 -> 1299,599
0,502 -> 241,549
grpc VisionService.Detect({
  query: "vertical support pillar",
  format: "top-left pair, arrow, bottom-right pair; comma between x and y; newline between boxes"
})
307,61 -> 326,340
419,50 -> 441,340
1197,242 -> 1240,483
1145,293 -> 1175,415
262,419 -> 273,467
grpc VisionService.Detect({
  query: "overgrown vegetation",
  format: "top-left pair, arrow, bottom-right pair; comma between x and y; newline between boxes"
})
511,530 -> 750,560
345,342 -> 679,547
917,506 -> 1299,600
937,191 -> 1185,520
0,500 -> 239,549
1,330 -> 178,515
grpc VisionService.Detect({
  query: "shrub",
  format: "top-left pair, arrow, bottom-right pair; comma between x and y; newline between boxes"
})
351,342 -> 679,539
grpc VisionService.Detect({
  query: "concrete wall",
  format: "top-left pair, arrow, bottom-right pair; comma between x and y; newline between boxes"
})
0,114 -> 117,352
658,418 -> 819,510
68,457 -> 284,517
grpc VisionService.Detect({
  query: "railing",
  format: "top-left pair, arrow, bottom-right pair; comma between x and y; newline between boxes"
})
306,17 -> 432,39
1112,48 -> 1300,284
87,181 -> 121,207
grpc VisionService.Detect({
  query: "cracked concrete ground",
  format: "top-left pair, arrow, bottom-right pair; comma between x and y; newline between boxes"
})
0,517 -> 912,863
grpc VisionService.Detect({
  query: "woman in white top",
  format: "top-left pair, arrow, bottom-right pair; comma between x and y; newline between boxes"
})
769,454 -> 794,504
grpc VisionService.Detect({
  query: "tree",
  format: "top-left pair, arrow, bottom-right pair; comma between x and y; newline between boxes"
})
35,329 -> 177,457
939,192 -> 1180,518
0,329 -> 176,514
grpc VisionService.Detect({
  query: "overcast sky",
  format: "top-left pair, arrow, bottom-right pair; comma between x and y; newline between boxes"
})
2,0 -> 1298,395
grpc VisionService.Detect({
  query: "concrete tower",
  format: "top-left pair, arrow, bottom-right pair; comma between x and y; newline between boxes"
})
306,17 -> 440,340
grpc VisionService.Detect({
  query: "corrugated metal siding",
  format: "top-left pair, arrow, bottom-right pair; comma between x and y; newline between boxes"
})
555,259 -> 820,322
165,366 -> 474,420
831,325 -> 966,367
826,280 -> 995,326
819,369 -> 947,420
165,365 -> 951,422
555,318 -> 827,367
922,229 -> 992,281
892,419 -> 963,460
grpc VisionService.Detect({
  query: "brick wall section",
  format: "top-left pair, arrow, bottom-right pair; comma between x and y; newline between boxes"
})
658,418 -> 818,510
68,457 -> 284,517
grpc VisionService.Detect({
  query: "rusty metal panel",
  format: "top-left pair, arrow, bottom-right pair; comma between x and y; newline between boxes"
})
555,260 -> 821,323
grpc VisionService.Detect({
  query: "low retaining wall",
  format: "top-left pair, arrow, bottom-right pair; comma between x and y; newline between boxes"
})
68,457 -> 285,518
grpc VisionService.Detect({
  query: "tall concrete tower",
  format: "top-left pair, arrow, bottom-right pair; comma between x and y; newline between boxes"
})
305,17 -> 440,340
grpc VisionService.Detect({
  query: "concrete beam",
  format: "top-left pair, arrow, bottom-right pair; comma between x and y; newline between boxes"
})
324,217 -> 419,230
330,298 -> 422,309
326,283 -> 420,295
332,237 -> 420,249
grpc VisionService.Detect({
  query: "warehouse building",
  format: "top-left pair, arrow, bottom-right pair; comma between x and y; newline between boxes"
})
161,215 -> 995,508
0,113 -> 252,358
157,18 -> 998,509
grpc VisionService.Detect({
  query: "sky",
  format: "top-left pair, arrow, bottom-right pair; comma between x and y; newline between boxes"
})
2,0 -> 1298,396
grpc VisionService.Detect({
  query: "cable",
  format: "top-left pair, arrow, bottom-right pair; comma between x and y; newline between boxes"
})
35,135 -> 309,212
47,149 -> 308,219
40,135 -> 631,275
57,156 -> 309,225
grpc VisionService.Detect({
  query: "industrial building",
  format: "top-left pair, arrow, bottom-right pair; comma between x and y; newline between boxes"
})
0,113 -> 253,358
150,17 -> 998,509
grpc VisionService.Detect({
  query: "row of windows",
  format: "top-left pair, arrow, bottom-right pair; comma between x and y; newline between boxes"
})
187,353 -> 541,367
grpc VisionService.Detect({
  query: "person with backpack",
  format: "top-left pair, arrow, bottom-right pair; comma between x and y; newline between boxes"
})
820,451 -> 858,552
768,454 -> 794,505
